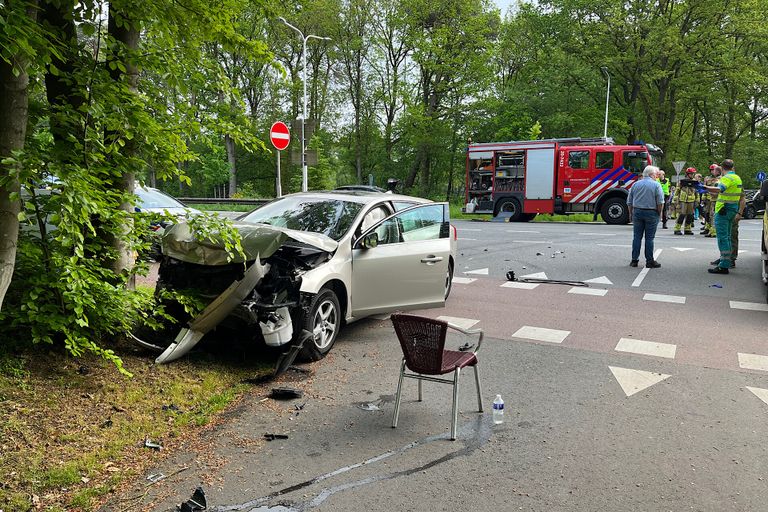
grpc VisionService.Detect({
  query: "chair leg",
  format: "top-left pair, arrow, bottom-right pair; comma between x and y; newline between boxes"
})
392,359 -> 406,428
417,376 -> 423,402
451,367 -> 461,440
473,364 -> 483,412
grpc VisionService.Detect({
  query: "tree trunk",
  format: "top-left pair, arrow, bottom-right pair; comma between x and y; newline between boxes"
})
225,133 -> 237,196
0,0 -> 36,311
106,6 -> 139,278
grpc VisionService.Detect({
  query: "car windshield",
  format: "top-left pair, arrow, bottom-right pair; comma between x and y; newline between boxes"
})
241,197 -> 364,241
136,188 -> 186,209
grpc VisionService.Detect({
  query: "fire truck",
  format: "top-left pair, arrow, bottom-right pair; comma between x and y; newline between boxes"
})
464,137 -> 663,224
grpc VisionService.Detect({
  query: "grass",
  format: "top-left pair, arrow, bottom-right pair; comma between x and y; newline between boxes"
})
0,339 -> 274,511
448,203 -> 600,223
194,203 -> 254,213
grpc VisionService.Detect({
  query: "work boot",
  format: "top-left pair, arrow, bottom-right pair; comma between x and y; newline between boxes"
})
685,231 -> 694,235
646,261 -> 661,268
629,260 -> 639,267
674,230 -> 682,235
710,259 -> 721,266
705,233 -> 716,238
662,224 -> 668,229
708,267 -> 729,274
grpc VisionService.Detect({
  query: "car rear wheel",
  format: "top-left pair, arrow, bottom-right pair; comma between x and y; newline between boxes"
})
744,205 -> 755,219
302,288 -> 341,359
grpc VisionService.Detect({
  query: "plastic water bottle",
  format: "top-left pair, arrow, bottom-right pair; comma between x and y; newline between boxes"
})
492,394 -> 504,424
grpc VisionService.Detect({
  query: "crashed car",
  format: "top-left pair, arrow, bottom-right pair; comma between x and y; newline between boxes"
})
133,191 -> 458,363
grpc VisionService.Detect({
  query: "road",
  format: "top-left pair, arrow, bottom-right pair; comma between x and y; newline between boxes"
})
104,220 -> 768,512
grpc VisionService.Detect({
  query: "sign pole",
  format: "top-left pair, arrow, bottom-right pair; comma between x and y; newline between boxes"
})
276,150 -> 282,198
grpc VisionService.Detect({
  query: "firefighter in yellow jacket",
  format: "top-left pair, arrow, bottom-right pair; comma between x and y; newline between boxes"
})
702,164 -> 721,237
673,167 -> 699,235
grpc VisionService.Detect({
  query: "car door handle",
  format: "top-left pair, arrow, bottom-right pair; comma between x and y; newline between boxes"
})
421,255 -> 443,264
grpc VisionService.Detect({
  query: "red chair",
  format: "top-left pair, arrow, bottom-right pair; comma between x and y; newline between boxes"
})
390,313 -> 484,440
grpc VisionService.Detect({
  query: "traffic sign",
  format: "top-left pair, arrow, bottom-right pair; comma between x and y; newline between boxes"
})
757,170 -> 766,181
672,161 -> 686,174
270,122 -> 290,151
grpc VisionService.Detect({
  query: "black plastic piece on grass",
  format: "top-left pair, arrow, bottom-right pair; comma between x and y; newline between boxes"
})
179,486 -> 207,512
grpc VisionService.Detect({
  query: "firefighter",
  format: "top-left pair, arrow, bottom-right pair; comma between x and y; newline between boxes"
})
656,170 -> 671,228
673,167 -> 699,235
702,164 -> 721,237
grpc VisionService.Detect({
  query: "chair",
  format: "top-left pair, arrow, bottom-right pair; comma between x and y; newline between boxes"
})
390,313 -> 484,440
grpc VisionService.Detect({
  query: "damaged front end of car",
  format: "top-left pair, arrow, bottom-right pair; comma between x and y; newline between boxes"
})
130,221 -> 337,365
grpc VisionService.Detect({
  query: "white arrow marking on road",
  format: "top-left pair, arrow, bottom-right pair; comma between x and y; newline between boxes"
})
464,268 -> 489,275
437,316 -> 479,330
452,277 -> 476,284
747,386 -> 768,407
671,247 -> 695,252
521,272 -> 548,279
584,276 -> 613,285
609,366 -> 671,397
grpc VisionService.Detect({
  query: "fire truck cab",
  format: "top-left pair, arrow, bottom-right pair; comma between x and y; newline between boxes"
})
465,137 -> 663,224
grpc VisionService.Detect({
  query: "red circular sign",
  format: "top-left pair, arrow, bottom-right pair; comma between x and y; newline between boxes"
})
270,121 -> 290,151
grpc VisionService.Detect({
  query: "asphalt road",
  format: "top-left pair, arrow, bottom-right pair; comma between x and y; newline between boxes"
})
103,220 -> 768,512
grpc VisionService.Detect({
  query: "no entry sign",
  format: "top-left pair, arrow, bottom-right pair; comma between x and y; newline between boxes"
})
270,121 -> 290,151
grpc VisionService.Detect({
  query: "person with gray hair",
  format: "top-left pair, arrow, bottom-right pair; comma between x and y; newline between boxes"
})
627,165 -> 665,268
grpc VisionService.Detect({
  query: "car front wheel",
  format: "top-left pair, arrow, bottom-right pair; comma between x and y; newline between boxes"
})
445,260 -> 454,300
302,288 -> 341,359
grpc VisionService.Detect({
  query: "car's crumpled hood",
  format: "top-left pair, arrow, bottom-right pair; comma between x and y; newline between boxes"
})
162,221 -> 338,265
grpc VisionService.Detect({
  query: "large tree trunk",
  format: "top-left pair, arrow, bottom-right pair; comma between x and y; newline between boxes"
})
225,134 -> 237,196
106,6 -> 139,278
0,0 -> 36,311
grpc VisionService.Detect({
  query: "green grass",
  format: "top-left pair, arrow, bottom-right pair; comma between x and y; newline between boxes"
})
194,203 -> 254,213
449,203 -> 600,223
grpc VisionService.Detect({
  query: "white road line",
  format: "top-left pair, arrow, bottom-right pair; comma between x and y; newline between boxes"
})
511,240 -> 553,244
507,230 -> 540,233
458,238 -> 477,241
578,232 -> 616,236
596,244 -> 632,248
643,293 -> 686,304
730,301 -> 768,312
437,315 -> 479,330
568,287 -> 608,296
631,249 -> 662,287
501,281 -> 540,290
742,239 -> 761,242
615,338 -> 677,359
738,353 -> 768,371
521,272 -> 548,279
512,325 -> 570,344
459,228 -> 482,231
609,366 -> 671,397
464,268 -> 489,275
451,277 -> 476,284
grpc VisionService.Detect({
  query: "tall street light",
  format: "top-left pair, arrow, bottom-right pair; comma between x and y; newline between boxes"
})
279,17 -> 331,192
601,67 -> 611,139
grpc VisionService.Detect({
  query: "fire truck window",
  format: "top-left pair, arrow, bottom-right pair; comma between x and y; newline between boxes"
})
623,151 -> 648,175
595,152 -> 614,169
568,150 -> 590,169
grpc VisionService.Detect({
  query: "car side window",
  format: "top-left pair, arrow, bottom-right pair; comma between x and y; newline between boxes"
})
392,201 -> 417,211
371,204 -> 445,246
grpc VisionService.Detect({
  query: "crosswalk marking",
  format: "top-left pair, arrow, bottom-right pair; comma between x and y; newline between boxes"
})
730,301 -> 768,312
512,326 -> 570,344
521,272 -> 548,279
738,353 -> 768,371
464,268 -> 489,275
615,338 -> 677,359
451,277 -> 476,285
643,293 -> 686,304
436,316 -> 479,330
501,281 -> 539,290
568,287 -> 608,296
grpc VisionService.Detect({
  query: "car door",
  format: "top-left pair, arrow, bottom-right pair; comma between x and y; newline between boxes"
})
351,203 -> 450,317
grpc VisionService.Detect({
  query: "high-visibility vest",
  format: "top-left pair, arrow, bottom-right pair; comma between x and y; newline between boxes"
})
658,179 -> 670,195
714,172 -> 742,212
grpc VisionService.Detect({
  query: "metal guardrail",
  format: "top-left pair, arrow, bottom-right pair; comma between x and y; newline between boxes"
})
178,198 -> 270,206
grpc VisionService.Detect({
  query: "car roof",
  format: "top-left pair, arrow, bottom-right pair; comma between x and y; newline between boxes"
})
278,190 -> 432,205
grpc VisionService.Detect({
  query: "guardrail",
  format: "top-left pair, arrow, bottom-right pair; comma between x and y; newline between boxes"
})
178,198 -> 270,206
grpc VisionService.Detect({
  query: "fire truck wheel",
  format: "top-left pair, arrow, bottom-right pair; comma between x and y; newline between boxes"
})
521,213 -> 537,222
495,198 -> 522,221
600,197 -> 629,224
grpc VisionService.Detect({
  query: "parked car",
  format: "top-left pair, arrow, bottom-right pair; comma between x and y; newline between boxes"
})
132,190 -> 458,363
743,189 -> 766,220
758,182 -> 768,302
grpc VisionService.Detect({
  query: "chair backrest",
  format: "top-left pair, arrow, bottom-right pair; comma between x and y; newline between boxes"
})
391,313 -> 448,374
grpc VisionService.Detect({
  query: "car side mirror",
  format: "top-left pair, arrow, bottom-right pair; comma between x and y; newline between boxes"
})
359,232 -> 378,250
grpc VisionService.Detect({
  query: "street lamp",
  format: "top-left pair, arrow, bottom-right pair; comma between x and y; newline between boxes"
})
279,17 -> 331,192
601,67 -> 611,139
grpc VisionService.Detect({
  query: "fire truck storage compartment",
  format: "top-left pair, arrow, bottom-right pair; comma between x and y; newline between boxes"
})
467,150 -> 495,213
523,147 -> 556,214
494,151 -> 524,192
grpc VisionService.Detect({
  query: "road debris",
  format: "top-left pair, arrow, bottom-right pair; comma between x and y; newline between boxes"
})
179,486 -> 207,511
270,387 -> 304,400
144,438 -> 162,451
147,472 -> 166,483
264,433 -> 289,441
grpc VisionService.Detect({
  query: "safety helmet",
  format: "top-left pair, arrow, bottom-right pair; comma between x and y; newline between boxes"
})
709,163 -> 718,170
685,167 -> 696,175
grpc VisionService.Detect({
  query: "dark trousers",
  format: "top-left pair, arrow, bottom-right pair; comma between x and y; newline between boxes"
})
632,209 -> 660,262
661,195 -> 670,225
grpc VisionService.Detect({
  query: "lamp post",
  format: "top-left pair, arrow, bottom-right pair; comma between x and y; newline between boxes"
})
601,67 -> 611,139
279,17 -> 331,192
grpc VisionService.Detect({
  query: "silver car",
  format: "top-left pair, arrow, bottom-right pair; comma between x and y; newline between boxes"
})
135,190 -> 457,363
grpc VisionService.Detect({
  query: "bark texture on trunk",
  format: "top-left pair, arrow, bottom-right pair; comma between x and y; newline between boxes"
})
0,1 -> 35,310
225,134 -> 237,196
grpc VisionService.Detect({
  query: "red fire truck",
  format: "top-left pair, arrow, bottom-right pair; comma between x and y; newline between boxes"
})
464,137 -> 663,224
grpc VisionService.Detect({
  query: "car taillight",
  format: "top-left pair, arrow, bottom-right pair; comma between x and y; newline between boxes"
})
451,224 -> 457,241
